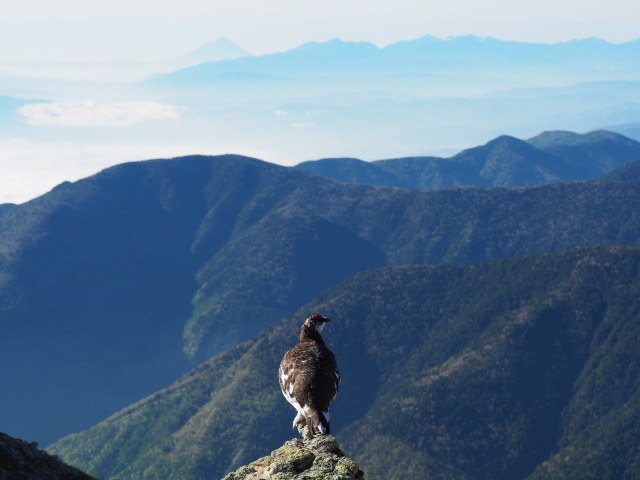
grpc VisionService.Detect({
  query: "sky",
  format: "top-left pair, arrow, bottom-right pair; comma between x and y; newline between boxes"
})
0,0 -> 639,204
1,0 -> 639,61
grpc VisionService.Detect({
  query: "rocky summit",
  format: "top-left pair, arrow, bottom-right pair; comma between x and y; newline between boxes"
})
221,427 -> 364,480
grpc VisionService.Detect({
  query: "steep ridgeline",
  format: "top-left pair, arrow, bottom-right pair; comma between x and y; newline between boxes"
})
2,153 -> 640,445
294,130 -> 640,188
0,431 -> 96,480
50,245 -> 640,480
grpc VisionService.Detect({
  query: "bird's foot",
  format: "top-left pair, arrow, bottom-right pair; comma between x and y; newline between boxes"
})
296,420 -> 314,440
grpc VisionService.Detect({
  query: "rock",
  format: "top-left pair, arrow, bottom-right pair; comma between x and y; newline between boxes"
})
221,428 -> 364,480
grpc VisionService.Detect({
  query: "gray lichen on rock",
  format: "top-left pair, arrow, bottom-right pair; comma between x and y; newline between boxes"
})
221,427 -> 364,480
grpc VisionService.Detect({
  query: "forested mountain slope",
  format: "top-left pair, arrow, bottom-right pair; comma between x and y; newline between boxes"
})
49,246 -> 640,480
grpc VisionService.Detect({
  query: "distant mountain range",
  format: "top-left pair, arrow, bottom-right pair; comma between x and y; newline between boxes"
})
2,35 -> 640,178
133,35 -> 640,163
2,130 -> 640,448
294,130 -> 640,188
148,36 -> 640,86
49,245 -> 640,480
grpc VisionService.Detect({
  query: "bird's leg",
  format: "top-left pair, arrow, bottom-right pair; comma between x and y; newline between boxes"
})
292,412 -> 305,430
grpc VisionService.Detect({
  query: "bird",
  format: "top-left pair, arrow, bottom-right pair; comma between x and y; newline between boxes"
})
279,314 -> 340,437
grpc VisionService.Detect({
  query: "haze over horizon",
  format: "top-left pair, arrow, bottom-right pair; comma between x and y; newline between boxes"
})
1,0 -> 639,205
1,0 -> 639,61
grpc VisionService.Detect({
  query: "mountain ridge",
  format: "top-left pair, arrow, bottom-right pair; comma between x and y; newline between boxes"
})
294,129 -> 640,189
147,35 -> 640,85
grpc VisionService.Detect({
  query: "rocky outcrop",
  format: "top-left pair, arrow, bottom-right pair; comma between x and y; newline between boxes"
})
221,427 -> 364,480
0,431 -> 97,480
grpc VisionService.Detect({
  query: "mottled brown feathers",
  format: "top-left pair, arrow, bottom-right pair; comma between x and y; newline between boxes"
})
279,314 -> 340,436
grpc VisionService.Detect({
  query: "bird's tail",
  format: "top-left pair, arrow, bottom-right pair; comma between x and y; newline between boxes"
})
306,410 -> 330,436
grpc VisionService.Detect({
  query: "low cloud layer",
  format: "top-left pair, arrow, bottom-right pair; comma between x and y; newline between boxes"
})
18,101 -> 181,127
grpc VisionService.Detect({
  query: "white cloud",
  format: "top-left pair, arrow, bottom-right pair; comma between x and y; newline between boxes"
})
17,101 -> 181,127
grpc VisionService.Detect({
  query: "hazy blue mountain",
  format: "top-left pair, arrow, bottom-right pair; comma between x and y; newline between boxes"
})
385,35 -> 640,71
146,39 -> 383,86
294,130 -> 640,189
176,38 -> 251,63
3,153 -> 640,446
527,129 -> 640,175
142,38 -> 640,132
149,36 -> 640,86
49,245 -> 640,480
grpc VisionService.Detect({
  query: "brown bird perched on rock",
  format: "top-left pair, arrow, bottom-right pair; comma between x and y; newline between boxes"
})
279,314 -> 340,436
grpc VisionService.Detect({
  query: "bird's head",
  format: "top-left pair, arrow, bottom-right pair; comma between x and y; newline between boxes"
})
304,314 -> 331,333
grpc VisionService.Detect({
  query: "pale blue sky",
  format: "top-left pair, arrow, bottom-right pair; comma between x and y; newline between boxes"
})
1,0 -> 639,61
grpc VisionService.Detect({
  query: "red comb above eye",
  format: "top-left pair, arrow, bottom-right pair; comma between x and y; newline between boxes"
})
310,314 -> 323,320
